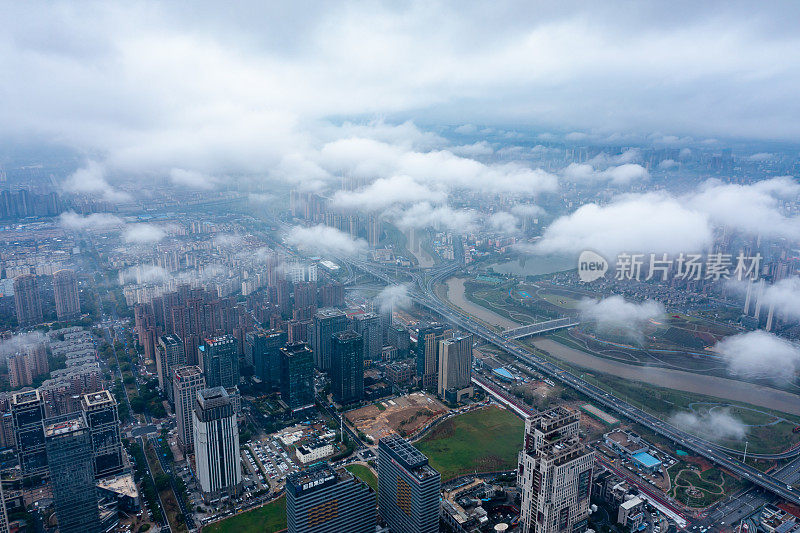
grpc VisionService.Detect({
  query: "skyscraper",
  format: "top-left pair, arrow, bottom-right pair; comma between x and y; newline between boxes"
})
157,334 -> 186,403
193,387 -> 241,498
13,274 -> 42,327
280,342 -> 314,412
353,312 -> 382,362
53,269 -> 80,321
437,334 -> 474,402
199,335 -> 239,389
517,407 -> 594,533
0,471 -> 9,533
286,462 -> 376,533
174,365 -> 205,451
311,308 -> 349,371
377,434 -> 441,533
45,415 -> 101,533
11,389 -> 48,477
331,331 -> 364,404
414,323 -> 453,391
81,390 -> 123,478
248,329 -> 287,387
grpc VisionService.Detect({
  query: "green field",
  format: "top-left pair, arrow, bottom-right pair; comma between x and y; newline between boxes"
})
346,464 -> 379,492
668,465 -> 744,508
203,497 -> 286,533
415,406 -> 524,481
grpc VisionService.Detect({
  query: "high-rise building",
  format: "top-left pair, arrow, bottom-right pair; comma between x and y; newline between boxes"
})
280,342 -> 314,412
331,331 -> 364,404
174,365 -> 205,451
353,312 -> 382,362
319,282 -> 345,308
53,269 -> 80,321
389,325 -> 411,358
437,334 -> 474,402
377,434 -> 440,533
193,387 -> 241,498
7,344 -> 48,389
0,471 -> 9,533
285,462 -> 376,533
81,390 -> 124,478
11,389 -> 48,477
13,274 -> 42,327
45,415 -> 101,533
248,329 -> 287,387
199,335 -> 239,389
157,334 -> 186,403
415,323 -> 452,391
311,308 -> 349,372
517,407 -> 594,533
293,281 -> 317,312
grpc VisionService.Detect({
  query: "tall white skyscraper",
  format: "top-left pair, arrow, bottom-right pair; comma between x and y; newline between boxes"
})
193,387 -> 241,498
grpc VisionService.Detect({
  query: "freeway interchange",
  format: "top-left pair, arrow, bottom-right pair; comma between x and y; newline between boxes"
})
343,257 -> 800,510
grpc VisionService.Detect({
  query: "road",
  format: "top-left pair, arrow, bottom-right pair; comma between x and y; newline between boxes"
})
344,257 -> 800,509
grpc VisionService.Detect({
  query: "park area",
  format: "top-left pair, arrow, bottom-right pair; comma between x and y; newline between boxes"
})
667,461 -> 745,508
203,496 -> 286,533
346,392 -> 448,441
415,406 -> 524,481
345,464 -> 379,491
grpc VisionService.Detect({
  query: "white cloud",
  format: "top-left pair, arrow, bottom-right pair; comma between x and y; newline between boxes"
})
760,277 -> 800,322
714,330 -> 800,383
393,202 -> 478,232
488,212 -> 519,234
331,175 -> 447,212
285,224 -> 367,257
169,168 -> 219,189
578,296 -> 664,341
657,159 -> 678,170
454,124 -> 477,134
747,152 -> 773,161
123,223 -> 167,243
0,331 -> 47,358
511,203 -> 545,218
375,284 -> 411,313
62,161 -> 131,202
562,162 -> 649,185
451,141 -> 494,157
671,410 -> 747,441
58,211 -> 123,230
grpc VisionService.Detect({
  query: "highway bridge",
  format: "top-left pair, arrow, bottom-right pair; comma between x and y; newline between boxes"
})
345,258 -> 800,508
502,317 -> 580,339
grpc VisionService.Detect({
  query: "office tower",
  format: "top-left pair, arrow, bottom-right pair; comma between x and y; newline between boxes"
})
45,415 -> 101,533
331,331 -> 364,404
11,389 -> 48,477
353,312 -> 382,362
0,472 -> 8,533
293,281 -> 317,311
415,323 -> 453,391
174,365 -> 205,451
280,342 -> 314,412
81,390 -> 123,478
286,462 -> 376,533
389,325 -> 411,358
311,308 -> 349,371
157,334 -> 186,403
517,407 -> 594,533
53,269 -> 80,321
437,334 -> 474,402
13,274 -> 42,327
367,215 -> 382,247
193,387 -> 241,497
199,335 -> 239,389
248,329 -> 287,387
377,434 -> 441,533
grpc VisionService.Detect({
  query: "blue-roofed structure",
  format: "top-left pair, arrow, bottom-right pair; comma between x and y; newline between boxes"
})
492,367 -> 515,382
631,451 -> 662,473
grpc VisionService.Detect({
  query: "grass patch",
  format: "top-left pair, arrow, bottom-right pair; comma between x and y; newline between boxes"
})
203,497 -> 286,533
345,464 -> 378,492
415,406 -> 524,481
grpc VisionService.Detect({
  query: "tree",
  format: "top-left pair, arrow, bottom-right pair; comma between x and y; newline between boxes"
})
154,473 -> 171,492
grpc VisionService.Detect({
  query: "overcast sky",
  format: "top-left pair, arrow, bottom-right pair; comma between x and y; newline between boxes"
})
3,0 -> 800,166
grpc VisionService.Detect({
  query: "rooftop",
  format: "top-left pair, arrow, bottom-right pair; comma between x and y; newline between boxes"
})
82,390 -> 115,407
632,451 -> 661,468
44,415 -> 86,437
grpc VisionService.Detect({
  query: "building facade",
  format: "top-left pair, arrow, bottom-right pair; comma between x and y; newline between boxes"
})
437,334 -> 474,402
414,323 -> 452,391
199,335 -> 239,389
81,390 -> 124,478
377,434 -> 441,533
280,342 -> 314,412
53,269 -> 80,321
517,407 -> 594,533
331,331 -> 364,404
193,387 -> 241,498
157,334 -> 186,403
11,389 -> 48,477
13,274 -> 42,327
353,312 -> 382,362
174,365 -> 205,451
248,329 -> 287,387
311,308 -> 349,372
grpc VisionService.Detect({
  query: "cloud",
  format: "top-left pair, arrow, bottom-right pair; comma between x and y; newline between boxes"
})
658,159 -> 678,170
393,202 -> 478,232
511,203 -> 545,218
374,284 -> 411,314
285,224 -> 367,257
534,192 -> 712,258
747,152 -> 773,161
169,168 -> 219,189
62,161 -> 131,202
123,223 -> 167,243
0,331 -> 47,358
58,211 -> 123,230
488,212 -> 519,234
562,163 -> 649,184
578,296 -> 664,341
248,192 -> 274,203
760,277 -> 800,322
714,330 -> 800,383
331,175 -> 447,212
671,409 -> 747,441
454,124 -> 477,134
120,264 -> 172,284
451,141 -> 494,157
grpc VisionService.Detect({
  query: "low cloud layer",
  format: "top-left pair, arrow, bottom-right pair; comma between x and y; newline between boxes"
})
714,330 -> 800,383
62,161 -> 131,203
374,284 -> 411,314
331,175 -> 447,212
0,331 -> 48,359
285,224 -> 367,257
671,409 -> 748,441
123,223 -> 167,244
562,163 -> 649,185
761,277 -> 800,322
578,296 -> 664,341
393,202 -> 478,233
58,211 -> 124,230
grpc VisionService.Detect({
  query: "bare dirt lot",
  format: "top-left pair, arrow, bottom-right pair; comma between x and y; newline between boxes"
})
346,392 -> 449,442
